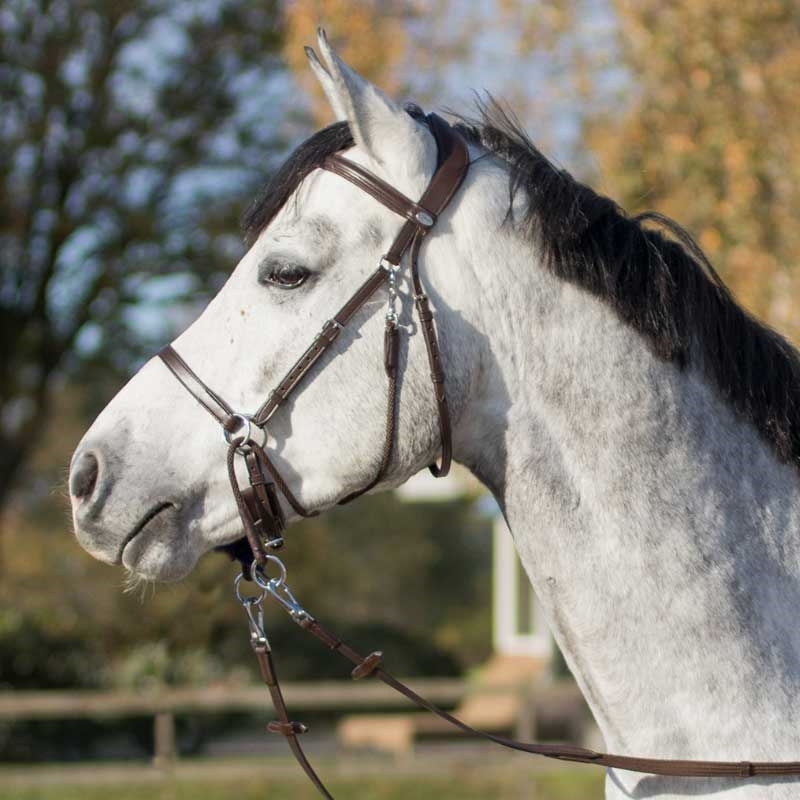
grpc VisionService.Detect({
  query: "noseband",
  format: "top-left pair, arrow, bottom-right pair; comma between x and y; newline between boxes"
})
159,113 -> 469,565
155,114 -> 800,795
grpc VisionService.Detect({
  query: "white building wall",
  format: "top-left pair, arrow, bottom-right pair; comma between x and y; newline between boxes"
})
493,517 -> 553,659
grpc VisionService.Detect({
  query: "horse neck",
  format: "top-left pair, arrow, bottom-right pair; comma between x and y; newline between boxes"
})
453,222 -> 800,762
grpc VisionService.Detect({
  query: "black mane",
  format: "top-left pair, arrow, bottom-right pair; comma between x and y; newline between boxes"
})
242,104 -> 800,470
456,101 -> 800,469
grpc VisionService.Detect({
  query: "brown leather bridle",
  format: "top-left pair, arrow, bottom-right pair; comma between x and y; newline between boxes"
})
159,113 -> 467,563
156,114 -> 800,795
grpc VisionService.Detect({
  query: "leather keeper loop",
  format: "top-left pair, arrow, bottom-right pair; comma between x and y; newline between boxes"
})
245,451 -> 266,487
351,651 -> 383,680
415,296 -> 434,322
384,323 -> 399,376
268,720 -> 308,736
319,320 -> 342,344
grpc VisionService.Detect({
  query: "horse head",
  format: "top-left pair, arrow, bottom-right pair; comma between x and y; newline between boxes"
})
69,32 -> 493,581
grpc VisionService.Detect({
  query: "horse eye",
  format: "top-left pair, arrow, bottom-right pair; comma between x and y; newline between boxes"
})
259,262 -> 310,289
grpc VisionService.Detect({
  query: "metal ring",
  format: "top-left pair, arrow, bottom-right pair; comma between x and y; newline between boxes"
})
234,572 -> 266,605
224,413 -> 252,447
251,555 -> 287,589
224,413 -> 268,455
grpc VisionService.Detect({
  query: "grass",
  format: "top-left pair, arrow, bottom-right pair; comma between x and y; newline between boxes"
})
2,757 -> 605,800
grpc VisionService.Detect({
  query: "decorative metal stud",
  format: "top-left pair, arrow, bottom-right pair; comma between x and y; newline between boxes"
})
415,210 -> 434,227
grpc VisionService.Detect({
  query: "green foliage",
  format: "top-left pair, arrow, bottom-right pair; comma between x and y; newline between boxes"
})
0,0 -> 284,509
1,487 -> 492,761
0,609 -> 101,690
215,492 -> 493,680
2,490 -> 492,691
108,643 -> 225,690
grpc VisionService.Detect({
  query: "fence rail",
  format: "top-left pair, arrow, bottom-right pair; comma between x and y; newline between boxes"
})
0,679 -> 467,766
0,679 -> 466,719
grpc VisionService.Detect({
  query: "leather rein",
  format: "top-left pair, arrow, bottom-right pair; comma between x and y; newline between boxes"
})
156,114 -> 800,795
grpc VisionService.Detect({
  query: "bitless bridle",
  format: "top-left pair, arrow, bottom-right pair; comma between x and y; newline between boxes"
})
157,114 -> 800,796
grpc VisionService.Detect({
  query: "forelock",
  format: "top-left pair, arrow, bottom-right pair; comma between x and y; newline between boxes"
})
241,121 -> 354,245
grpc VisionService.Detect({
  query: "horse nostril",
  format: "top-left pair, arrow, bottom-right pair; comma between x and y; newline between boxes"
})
70,451 -> 99,500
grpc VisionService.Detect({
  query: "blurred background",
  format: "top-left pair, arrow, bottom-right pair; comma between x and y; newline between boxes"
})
1,1 -> 798,798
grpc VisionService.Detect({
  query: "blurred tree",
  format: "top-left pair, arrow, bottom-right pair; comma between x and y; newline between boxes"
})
0,0 -> 284,516
586,0 -> 800,340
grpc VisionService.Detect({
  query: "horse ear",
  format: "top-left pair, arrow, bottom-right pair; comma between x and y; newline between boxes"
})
305,29 -> 436,187
304,43 -> 348,122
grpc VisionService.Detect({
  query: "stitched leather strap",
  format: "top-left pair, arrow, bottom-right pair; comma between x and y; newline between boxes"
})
250,602 -> 800,800
411,235 -> 452,476
321,156 -> 434,225
413,114 -> 469,476
252,643 -> 332,799
252,265 -> 389,427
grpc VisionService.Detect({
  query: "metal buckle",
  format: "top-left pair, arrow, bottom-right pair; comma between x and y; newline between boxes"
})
318,318 -> 343,340
381,256 -> 401,324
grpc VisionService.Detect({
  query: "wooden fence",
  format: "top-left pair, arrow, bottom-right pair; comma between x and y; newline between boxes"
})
0,679 -> 466,766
